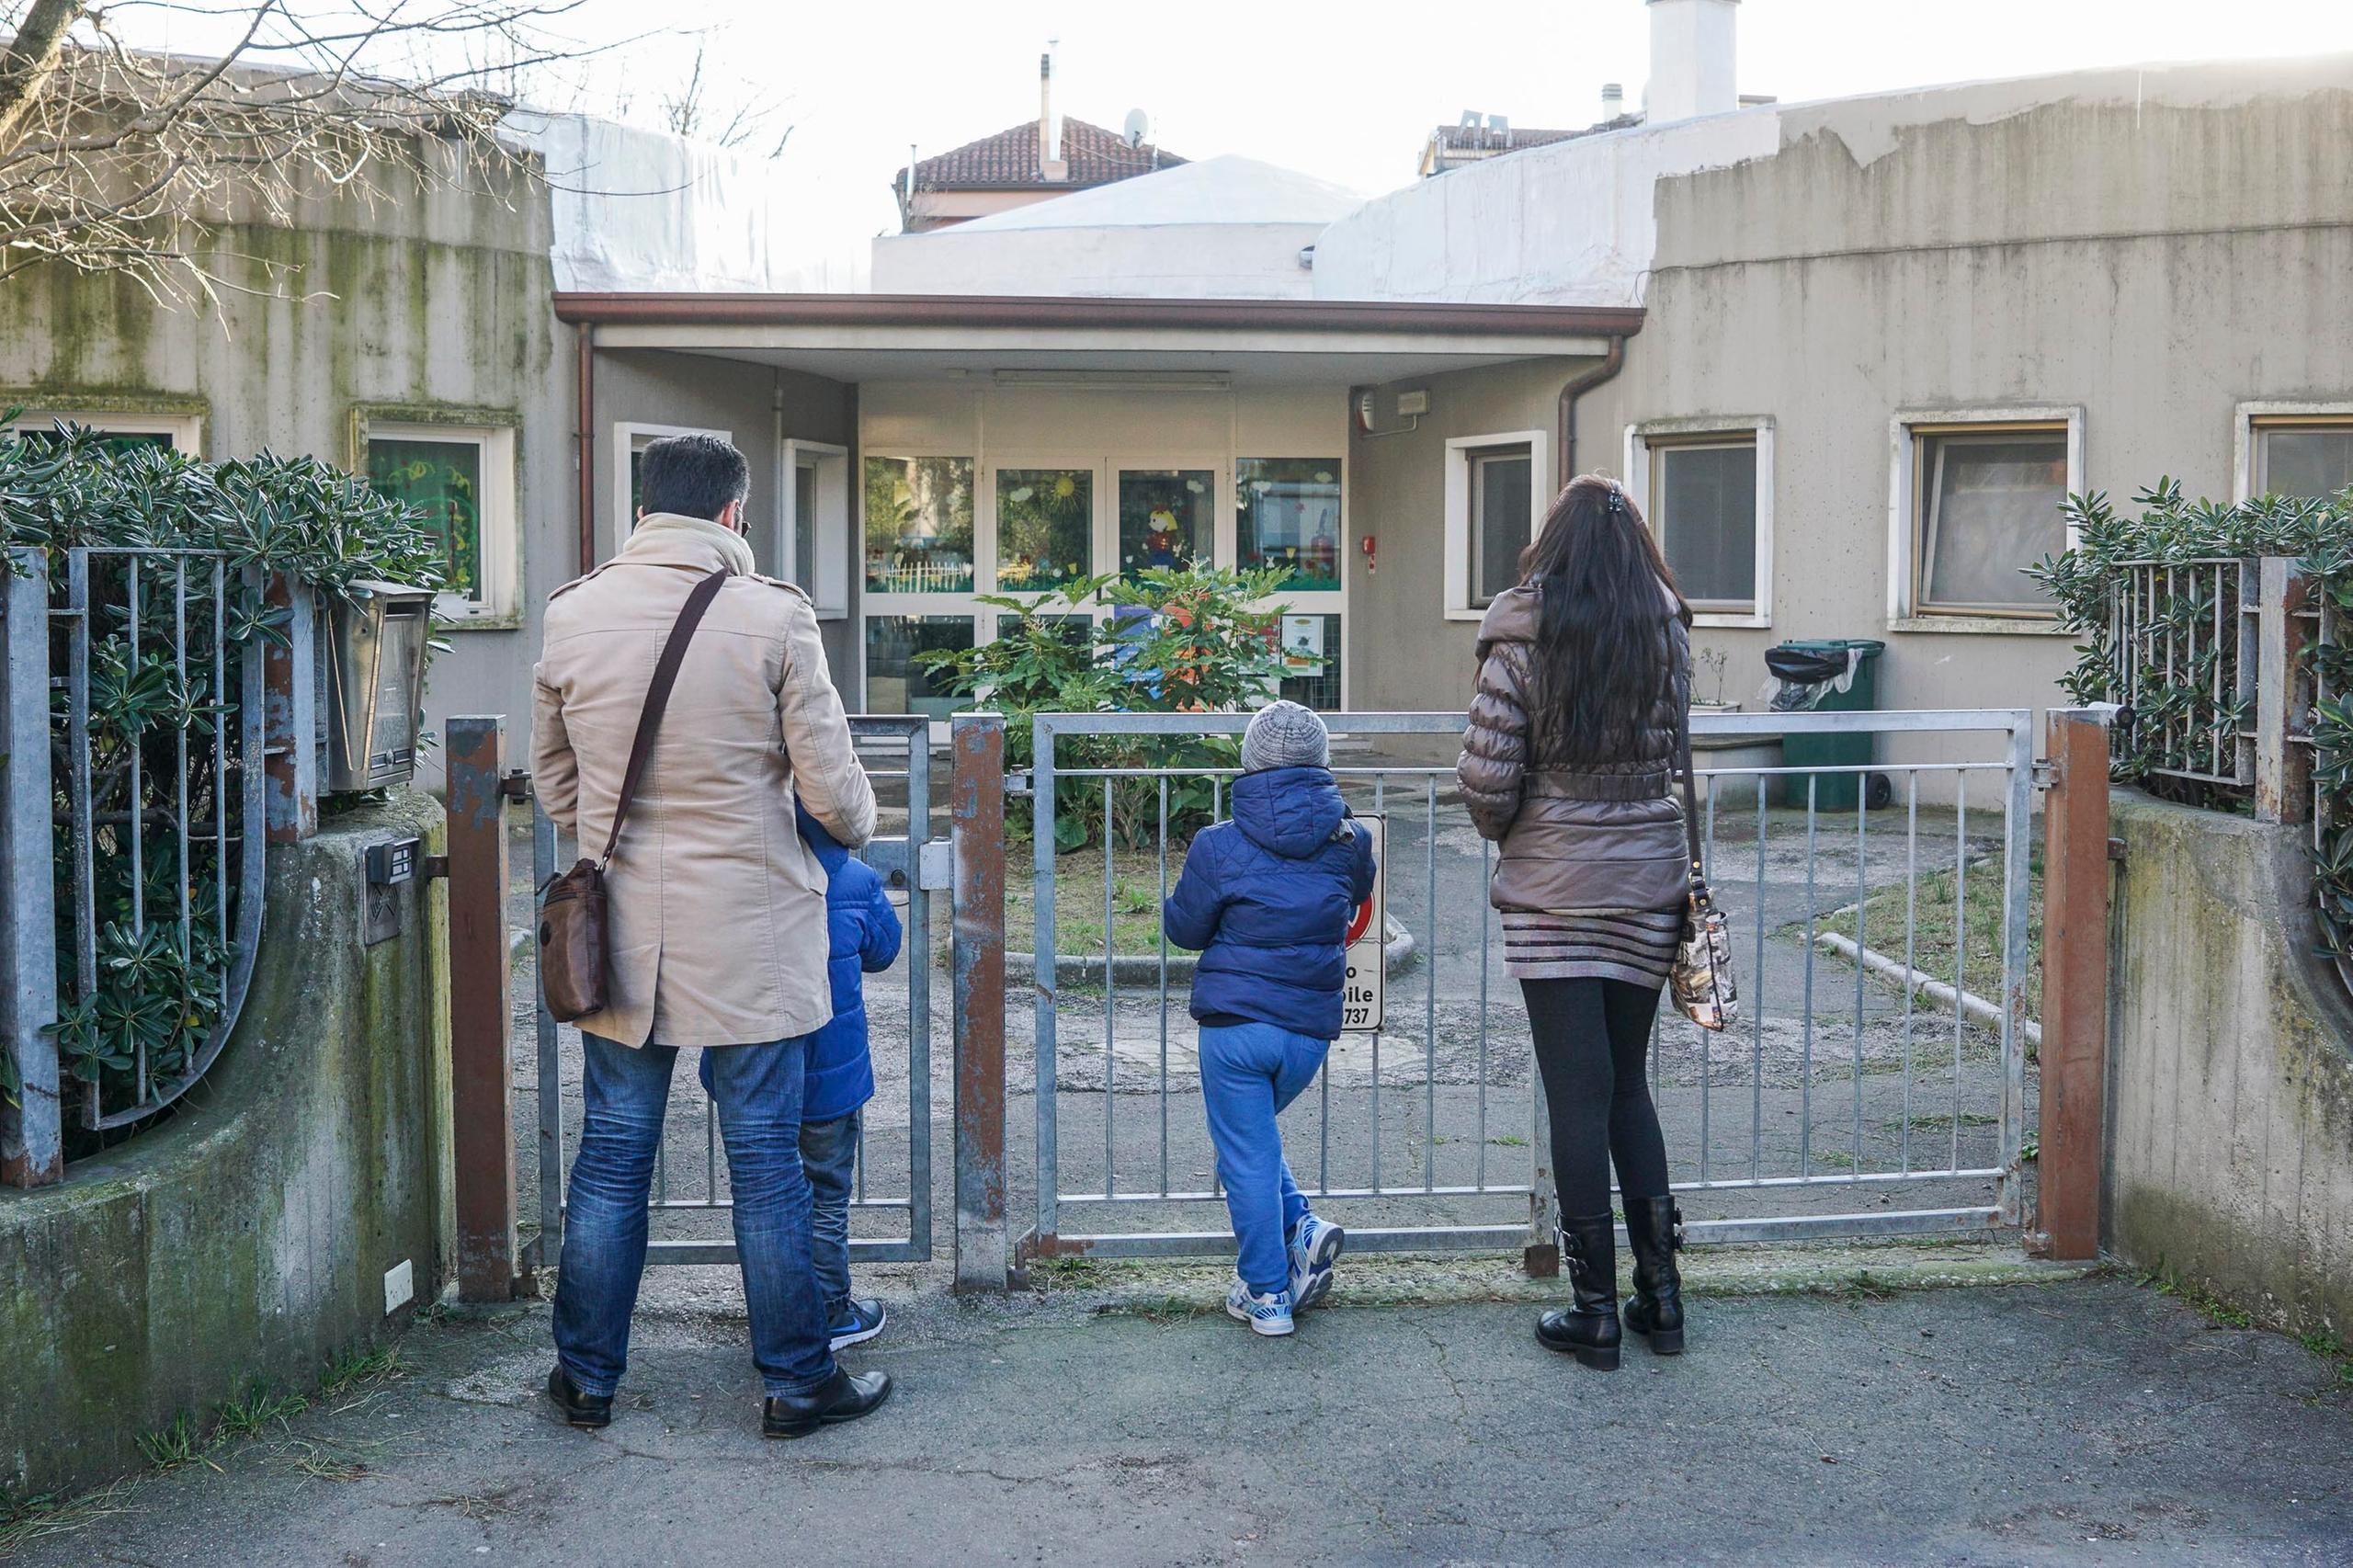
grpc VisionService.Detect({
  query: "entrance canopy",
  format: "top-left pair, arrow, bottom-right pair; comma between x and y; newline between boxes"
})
553,291 -> 1643,386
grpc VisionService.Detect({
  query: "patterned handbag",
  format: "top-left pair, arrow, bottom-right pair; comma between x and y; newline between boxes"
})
1669,712 -> 1738,1031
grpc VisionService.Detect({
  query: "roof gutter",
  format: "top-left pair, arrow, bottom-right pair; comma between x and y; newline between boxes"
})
1555,331 -> 1628,494
552,290 -> 1646,338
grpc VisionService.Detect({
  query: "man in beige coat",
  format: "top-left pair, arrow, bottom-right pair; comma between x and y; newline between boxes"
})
531,434 -> 891,1439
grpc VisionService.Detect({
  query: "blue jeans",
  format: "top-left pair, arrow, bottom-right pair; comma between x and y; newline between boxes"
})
553,1033 -> 834,1398
1198,1021 -> 1330,1296
801,1110 -> 859,1318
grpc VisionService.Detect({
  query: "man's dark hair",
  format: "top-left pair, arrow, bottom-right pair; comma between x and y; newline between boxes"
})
638,433 -> 751,522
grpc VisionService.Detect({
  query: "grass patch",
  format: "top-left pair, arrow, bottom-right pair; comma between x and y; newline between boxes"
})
134,1413 -> 202,1471
2141,1268 -> 2256,1329
1810,1148 -> 1859,1170
213,1381 -> 308,1441
0,1483 -> 136,1554
1808,849 -> 2045,1024
1006,843 -> 1194,955
1884,1111 -> 1998,1136
2297,1328 -> 2353,1386
319,1344 -> 403,1397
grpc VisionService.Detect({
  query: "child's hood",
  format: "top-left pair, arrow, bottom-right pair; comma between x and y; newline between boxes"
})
794,798 -> 849,875
1229,766 -> 1349,859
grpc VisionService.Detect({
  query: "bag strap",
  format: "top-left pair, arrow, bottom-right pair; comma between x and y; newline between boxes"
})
598,567 -> 730,869
1674,704 -> 1706,889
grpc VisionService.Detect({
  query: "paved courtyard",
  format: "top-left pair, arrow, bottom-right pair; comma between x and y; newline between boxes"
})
11,1257 -> 2348,1567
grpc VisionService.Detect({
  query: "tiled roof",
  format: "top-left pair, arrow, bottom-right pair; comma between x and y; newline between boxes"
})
895,117 -> 1187,194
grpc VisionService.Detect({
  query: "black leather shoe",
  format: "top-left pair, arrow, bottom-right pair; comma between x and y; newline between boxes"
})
1534,1212 -> 1622,1370
1621,1195 -> 1687,1355
546,1366 -> 612,1430
762,1368 -> 892,1439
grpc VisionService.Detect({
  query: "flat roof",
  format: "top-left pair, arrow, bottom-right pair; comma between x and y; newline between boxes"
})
553,290 -> 1643,336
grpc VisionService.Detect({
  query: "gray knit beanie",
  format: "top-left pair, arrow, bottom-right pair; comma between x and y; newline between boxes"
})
1241,699 -> 1329,773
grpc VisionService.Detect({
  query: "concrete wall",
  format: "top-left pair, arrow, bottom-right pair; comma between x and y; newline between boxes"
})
0,796 -> 451,1497
2108,791 -> 2353,1339
0,153 -> 567,792
1308,57 -> 2353,735
870,222 -> 1327,299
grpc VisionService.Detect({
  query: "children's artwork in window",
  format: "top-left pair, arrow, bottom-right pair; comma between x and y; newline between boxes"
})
367,437 -> 483,600
863,456 -> 975,594
1118,469 -> 1214,580
995,467 -> 1093,592
1236,458 -> 1342,592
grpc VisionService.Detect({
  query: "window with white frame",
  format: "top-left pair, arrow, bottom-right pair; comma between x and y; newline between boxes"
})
1891,412 -> 2078,623
781,439 -> 849,617
1630,420 -> 1770,624
10,410 -> 201,455
614,422 -> 733,530
2245,411 -> 2353,501
362,420 -> 517,623
1443,430 -> 1547,619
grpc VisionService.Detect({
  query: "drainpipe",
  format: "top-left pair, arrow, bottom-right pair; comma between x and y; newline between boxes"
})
574,324 -> 597,575
1555,333 -> 1626,494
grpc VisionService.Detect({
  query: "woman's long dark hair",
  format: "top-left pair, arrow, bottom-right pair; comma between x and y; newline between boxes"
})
1518,473 -> 1693,759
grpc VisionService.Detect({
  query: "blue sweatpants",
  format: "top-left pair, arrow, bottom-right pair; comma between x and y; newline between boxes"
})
1198,1020 -> 1330,1296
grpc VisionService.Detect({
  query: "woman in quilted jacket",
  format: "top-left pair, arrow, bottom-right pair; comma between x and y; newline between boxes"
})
1456,472 -> 1693,1370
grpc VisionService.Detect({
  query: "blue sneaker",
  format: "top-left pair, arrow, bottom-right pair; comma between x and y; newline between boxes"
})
827,1299 -> 887,1351
1225,1276 -> 1294,1337
1288,1213 -> 1345,1310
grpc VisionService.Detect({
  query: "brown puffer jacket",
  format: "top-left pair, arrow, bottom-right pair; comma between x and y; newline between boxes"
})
1455,582 -> 1691,915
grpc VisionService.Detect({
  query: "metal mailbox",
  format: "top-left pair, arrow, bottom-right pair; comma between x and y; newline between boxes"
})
324,580 -> 435,792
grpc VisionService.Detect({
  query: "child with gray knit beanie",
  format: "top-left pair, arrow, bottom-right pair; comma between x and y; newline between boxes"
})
1162,699 -> 1376,1335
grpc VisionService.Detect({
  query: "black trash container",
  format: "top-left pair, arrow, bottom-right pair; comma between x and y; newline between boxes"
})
1767,639 -> 1887,811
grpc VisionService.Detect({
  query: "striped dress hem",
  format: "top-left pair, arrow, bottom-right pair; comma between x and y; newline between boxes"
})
1501,907 -> 1684,986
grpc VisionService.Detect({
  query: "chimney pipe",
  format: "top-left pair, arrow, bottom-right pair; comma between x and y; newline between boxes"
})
1600,82 -> 1624,122
1040,47 -> 1067,182
1645,0 -> 1739,125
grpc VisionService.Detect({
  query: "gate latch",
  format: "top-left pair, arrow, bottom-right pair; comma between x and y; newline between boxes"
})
918,839 -> 954,892
2030,758 -> 2060,791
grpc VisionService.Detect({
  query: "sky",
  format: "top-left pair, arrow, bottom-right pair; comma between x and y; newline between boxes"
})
119,0 -> 2353,254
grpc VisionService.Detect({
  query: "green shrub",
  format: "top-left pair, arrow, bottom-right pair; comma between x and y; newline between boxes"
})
0,423 -> 447,1139
918,563 -> 1309,850
2029,480 -> 2353,965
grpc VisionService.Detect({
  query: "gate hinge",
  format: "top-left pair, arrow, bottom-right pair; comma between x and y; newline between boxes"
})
2030,759 -> 2060,791
1002,770 -> 1033,798
500,769 -> 533,801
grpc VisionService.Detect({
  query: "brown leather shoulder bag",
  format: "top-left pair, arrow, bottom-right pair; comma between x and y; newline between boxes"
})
539,567 -> 729,1023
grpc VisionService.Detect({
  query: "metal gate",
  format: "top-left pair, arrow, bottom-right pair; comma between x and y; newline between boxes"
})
528,714 -> 944,1267
1019,708 -> 2034,1264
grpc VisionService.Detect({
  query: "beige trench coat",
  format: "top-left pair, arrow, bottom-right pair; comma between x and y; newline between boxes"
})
530,514 -> 877,1048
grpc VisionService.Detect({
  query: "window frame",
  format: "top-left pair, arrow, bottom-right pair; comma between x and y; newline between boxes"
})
1625,415 -> 1773,629
1442,427 -> 1549,621
1885,406 -> 2083,634
779,437 -> 850,619
612,420 -> 733,546
354,412 -> 521,630
7,408 -> 203,453
2234,402 -> 2353,502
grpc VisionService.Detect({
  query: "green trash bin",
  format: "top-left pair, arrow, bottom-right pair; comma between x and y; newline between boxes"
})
1767,639 -> 1887,811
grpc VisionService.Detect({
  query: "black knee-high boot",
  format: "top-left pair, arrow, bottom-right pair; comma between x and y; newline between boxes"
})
1535,1212 -> 1621,1369
1621,1195 -> 1686,1355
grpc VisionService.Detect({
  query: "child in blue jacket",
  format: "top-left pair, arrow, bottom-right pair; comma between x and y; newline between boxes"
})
701,798 -> 902,1350
1163,701 -> 1376,1335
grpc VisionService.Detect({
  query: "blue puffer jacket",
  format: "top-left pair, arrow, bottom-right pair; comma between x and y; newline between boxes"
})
699,801 -> 901,1122
1163,766 -> 1376,1040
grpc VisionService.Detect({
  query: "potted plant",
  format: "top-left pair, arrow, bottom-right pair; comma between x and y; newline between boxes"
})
1691,645 -> 1741,715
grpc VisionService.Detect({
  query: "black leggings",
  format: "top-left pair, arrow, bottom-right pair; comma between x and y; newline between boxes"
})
1521,977 -> 1671,1217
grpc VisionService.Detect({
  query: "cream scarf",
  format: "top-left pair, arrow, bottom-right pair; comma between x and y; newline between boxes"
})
629,510 -> 756,577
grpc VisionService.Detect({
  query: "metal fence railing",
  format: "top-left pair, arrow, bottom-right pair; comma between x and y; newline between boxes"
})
0,545 -> 268,1179
1018,709 -> 2037,1266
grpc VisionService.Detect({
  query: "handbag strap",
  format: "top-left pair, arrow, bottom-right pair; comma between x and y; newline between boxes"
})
598,566 -> 730,869
1674,705 -> 1705,886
